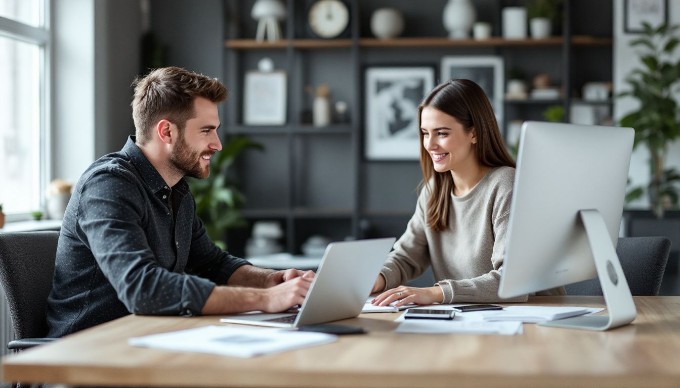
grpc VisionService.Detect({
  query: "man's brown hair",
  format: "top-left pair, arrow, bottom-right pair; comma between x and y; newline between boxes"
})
131,66 -> 227,145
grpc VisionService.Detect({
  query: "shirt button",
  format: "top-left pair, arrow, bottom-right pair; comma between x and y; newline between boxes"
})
176,242 -> 180,248
162,195 -> 167,199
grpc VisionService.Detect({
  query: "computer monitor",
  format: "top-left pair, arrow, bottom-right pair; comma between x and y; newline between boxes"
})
498,121 -> 636,331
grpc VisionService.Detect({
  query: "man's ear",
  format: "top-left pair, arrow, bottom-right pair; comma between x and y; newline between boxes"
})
156,119 -> 173,145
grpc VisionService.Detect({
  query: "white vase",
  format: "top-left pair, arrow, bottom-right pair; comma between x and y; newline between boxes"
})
370,8 -> 404,39
46,193 -> 71,220
530,17 -> 552,39
313,95 -> 331,127
503,7 -> 527,39
443,0 -> 476,39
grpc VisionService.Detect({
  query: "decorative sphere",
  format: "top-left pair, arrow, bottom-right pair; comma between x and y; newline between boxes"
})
370,8 -> 405,39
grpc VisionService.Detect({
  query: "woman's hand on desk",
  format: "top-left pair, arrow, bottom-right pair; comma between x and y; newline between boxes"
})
372,286 -> 444,307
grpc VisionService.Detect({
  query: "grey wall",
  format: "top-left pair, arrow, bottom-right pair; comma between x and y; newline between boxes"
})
149,0 -> 224,79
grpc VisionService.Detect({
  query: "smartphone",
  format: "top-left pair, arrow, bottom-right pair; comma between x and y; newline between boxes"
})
403,308 -> 456,320
451,304 -> 503,313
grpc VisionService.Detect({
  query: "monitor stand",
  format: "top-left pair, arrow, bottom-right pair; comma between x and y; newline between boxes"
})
540,209 -> 637,331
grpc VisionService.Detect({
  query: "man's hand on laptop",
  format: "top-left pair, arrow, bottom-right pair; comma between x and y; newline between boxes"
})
265,268 -> 315,288
262,275 -> 314,313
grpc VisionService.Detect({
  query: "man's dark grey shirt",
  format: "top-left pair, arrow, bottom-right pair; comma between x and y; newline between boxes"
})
46,136 -> 249,337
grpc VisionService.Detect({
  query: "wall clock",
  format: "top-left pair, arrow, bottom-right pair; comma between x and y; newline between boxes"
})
307,0 -> 350,39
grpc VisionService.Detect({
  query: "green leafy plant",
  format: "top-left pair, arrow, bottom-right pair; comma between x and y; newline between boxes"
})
543,105 -> 565,122
188,135 -> 263,249
31,210 -> 44,221
619,22 -> 680,218
0,203 -> 3,212
527,0 -> 563,21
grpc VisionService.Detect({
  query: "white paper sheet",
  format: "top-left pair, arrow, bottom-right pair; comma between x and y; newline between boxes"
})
129,325 -> 336,358
396,319 -> 523,335
361,298 -> 416,313
473,306 -> 604,323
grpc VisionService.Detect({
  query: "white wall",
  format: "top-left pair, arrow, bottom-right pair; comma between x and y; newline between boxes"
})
52,0 -> 140,184
614,1 -> 680,208
52,0 -> 95,183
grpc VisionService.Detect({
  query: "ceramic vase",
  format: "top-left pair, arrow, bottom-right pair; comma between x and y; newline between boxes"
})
530,17 -> 551,39
443,0 -> 476,39
46,193 -> 70,220
503,7 -> 527,39
313,95 -> 331,127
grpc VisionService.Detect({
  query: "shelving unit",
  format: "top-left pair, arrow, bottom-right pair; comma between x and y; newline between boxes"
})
223,0 -> 613,257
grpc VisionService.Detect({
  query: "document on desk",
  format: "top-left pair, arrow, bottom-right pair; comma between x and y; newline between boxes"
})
128,325 -> 336,358
472,306 -> 604,323
395,319 -> 523,335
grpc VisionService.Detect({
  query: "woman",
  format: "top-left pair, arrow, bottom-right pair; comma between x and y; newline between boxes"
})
372,79 -> 563,307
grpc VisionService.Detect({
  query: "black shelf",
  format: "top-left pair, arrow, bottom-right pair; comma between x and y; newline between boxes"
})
223,0 -> 613,256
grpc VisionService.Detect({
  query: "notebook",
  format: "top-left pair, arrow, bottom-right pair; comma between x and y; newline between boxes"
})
220,237 -> 396,328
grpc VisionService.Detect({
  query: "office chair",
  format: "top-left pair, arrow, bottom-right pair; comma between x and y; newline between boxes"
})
0,231 -> 59,353
565,236 -> 671,296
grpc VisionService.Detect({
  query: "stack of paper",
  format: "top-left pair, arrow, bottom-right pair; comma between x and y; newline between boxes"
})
396,320 -> 523,335
129,325 -> 336,358
478,306 -> 602,323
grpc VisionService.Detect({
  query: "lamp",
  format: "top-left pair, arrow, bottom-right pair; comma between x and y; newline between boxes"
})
251,0 -> 286,42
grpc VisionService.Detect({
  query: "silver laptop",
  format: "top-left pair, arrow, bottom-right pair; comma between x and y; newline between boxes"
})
220,237 -> 396,328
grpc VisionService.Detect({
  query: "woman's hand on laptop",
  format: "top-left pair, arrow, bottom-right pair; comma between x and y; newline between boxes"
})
372,286 -> 444,307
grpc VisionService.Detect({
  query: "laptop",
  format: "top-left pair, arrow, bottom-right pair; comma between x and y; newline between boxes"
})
220,237 -> 396,328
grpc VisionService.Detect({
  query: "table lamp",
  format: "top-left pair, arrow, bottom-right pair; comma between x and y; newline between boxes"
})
252,0 -> 286,42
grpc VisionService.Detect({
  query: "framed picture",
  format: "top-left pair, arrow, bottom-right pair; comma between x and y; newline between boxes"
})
625,0 -> 667,33
364,65 -> 435,160
243,70 -> 287,125
440,56 -> 504,126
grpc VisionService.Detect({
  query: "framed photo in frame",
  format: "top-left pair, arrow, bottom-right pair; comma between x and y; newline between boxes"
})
243,70 -> 287,125
625,0 -> 667,33
440,56 -> 504,126
364,65 -> 435,160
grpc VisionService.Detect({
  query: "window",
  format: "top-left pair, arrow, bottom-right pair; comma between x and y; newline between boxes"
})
0,0 -> 49,219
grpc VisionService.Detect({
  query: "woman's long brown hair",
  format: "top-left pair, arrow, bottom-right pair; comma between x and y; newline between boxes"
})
418,79 -> 515,231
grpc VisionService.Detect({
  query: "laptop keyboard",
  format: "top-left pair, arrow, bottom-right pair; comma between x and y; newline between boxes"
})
264,314 -> 298,324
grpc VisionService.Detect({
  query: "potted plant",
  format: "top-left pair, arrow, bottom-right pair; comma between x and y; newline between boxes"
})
619,22 -> 680,218
527,0 -> 562,39
188,135 -> 262,249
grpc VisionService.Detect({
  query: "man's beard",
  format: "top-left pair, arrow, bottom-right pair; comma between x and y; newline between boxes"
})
170,133 -> 211,179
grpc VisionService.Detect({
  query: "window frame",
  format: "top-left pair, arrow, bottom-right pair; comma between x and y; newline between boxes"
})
0,0 -> 51,221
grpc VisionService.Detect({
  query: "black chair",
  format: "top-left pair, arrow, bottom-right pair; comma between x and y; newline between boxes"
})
0,231 -> 59,353
565,236 -> 671,296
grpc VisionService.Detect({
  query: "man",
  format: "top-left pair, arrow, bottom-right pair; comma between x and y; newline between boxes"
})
46,67 -> 312,337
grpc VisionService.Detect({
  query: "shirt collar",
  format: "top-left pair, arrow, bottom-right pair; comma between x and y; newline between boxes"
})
122,135 -> 189,194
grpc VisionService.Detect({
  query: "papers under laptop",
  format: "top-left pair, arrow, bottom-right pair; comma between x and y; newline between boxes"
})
220,237 -> 396,328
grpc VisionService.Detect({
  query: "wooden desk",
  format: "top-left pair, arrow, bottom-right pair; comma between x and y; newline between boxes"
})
3,296 -> 680,387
